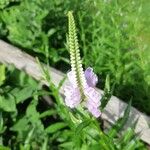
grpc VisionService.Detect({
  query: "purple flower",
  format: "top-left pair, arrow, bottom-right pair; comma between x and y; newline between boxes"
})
64,67 -> 102,117
64,85 -> 81,108
67,71 -> 78,88
84,67 -> 98,87
84,87 -> 101,117
64,71 -> 81,108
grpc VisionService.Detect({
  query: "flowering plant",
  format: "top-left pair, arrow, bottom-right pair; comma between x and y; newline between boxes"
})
64,11 -> 102,118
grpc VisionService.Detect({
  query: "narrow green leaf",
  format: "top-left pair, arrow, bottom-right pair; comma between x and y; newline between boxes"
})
75,120 -> 91,136
39,109 -> 57,118
59,142 -> 73,149
24,128 -> 34,150
41,138 -> 48,150
45,122 -> 67,134
108,100 -> 131,138
122,140 -> 137,150
57,75 -> 67,91
0,64 -> 5,86
119,128 -> 134,145
101,75 -> 115,110
0,112 -> 6,134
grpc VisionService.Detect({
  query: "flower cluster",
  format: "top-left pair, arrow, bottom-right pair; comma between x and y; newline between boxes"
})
64,11 -> 102,118
64,67 -> 102,118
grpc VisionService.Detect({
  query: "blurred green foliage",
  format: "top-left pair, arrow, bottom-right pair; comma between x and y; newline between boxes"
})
0,0 -> 149,115
0,0 -> 21,9
0,64 -> 5,86
78,0 -> 150,114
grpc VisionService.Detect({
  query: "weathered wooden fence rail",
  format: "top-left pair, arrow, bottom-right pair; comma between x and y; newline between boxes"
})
0,40 -> 150,144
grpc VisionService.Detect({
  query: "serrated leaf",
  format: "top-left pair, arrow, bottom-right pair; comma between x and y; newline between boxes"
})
10,86 -> 35,104
10,117 -> 29,132
0,95 -> 16,112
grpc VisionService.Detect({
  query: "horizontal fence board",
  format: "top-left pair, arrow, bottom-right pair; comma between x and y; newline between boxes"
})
0,40 -> 150,144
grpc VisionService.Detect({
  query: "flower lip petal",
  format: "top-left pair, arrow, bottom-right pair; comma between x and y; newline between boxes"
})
84,67 -> 98,87
84,87 -> 102,103
64,84 -> 81,108
85,87 -> 102,117
86,101 -> 101,118
67,71 -> 77,88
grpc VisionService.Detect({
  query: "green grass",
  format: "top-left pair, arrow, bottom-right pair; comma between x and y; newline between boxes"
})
78,0 -> 150,114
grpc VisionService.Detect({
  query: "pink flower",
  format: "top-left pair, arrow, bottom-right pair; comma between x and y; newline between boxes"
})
84,87 -> 101,117
64,85 -> 81,108
64,71 -> 81,108
64,67 -> 102,117
84,67 -> 98,87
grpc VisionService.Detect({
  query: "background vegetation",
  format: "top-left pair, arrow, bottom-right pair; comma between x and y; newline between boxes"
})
0,0 -> 150,149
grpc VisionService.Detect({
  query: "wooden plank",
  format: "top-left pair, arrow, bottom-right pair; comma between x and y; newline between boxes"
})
0,40 -> 150,144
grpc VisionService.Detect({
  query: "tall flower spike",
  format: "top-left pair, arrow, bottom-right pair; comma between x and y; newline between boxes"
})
68,11 -> 87,95
64,12 -> 102,117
